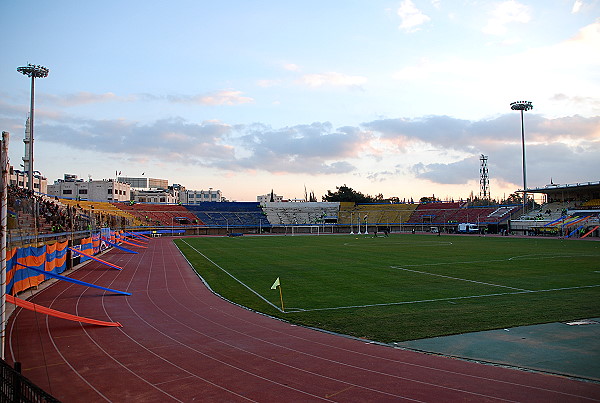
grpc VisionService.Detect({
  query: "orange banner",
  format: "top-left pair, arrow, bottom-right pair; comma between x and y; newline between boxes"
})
6,294 -> 122,327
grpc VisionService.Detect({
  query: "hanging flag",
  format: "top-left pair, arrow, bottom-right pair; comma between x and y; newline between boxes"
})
271,277 -> 280,289
16,263 -> 130,295
68,247 -> 124,270
6,294 -> 122,327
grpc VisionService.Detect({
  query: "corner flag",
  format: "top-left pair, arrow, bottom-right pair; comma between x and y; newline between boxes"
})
271,277 -> 284,312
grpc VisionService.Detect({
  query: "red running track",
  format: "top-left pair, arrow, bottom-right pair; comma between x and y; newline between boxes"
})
7,237 -> 600,402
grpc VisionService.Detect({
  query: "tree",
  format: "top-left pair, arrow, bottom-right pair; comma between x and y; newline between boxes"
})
502,192 -> 523,204
322,185 -> 375,203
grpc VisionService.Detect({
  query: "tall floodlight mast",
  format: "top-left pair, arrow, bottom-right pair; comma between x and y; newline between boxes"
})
510,101 -> 533,213
479,154 -> 489,200
17,63 -> 49,192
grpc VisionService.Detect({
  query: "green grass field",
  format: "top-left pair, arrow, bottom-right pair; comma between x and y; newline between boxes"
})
174,234 -> 600,342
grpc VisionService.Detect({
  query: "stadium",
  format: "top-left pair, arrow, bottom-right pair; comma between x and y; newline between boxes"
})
1,89 -> 600,399
1,158 -> 599,400
2,4 -> 599,399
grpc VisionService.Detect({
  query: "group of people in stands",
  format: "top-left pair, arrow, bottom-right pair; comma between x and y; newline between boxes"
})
7,185 -> 126,234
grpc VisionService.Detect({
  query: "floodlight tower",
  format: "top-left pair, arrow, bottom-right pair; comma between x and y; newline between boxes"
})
17,63 -> 49,192
510,101 -> 533,212
479,154 -> 489,201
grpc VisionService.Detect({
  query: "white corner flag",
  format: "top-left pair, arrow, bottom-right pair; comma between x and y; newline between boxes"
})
271,277 -> 284,312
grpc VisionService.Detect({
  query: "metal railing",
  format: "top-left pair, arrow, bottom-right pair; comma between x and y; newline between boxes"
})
0,360 -> 59,402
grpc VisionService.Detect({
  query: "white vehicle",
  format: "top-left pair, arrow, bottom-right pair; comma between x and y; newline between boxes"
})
458,223 -> 479,234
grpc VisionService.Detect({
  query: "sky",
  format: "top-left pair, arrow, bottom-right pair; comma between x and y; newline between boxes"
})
1,0 -> 599,202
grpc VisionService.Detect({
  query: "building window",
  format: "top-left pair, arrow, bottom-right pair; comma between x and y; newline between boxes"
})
108,189 -> 113,194
79,189 -> 88,194
63,189 -> 73,195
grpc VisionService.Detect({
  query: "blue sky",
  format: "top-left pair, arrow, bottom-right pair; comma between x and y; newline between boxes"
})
1,0 -> 598,202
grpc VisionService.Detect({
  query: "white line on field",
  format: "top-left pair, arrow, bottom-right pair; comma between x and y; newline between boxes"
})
287,284 -> 600,312
391,266 -> 530,291
181,239 -> 281,312
400,253 -> 600,268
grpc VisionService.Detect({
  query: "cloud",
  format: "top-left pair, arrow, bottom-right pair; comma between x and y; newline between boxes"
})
39,117 -> 236,164
38,90 -> 256,107
283,63 -> 301,72
33,116 -> 371,176
7,102 -> 597,188
482,0 -> 530,36
410,140 -> 600,188
410,158 -> 478,185
397,0 -> 431,33
225,122 -> 370,174
257,79 -> 282,88
389,20 -> 600,118
41,92 -> 134,107
571,0 -> 583,13
362,115 -> 475,151
363,114 -> 600,151
168,90 -> 254,106
362,114 -> 599,187
298,72 -> 367,89
551,93 -> 600,111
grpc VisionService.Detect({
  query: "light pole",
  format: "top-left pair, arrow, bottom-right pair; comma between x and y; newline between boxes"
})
17,63 -> 49,193
510,101 -> 533,213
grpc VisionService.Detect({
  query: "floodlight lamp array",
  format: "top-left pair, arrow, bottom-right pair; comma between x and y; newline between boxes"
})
17,63 -> 49,78
510,101 -> 533,111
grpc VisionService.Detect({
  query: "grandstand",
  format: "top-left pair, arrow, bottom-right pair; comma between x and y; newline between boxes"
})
583,199 -> 600,208
447,205 -> 522,226
185,202 -> 269,231
338,202 -> 418,226
5,179 -> 599,243
262,202 -> 339,226
113,202 -> 200,226
58,198 -> 144,227
510,181 -> 600,237
407,201 -> 464,225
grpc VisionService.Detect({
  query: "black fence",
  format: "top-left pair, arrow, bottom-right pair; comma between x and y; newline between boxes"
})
0,360 -> 60,403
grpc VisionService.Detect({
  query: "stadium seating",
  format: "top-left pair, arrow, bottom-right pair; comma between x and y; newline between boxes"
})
401,202 -> 522,226
113,202 -> 200,226
338,203 -> 418,225
262,202 -> 339,225
185,202 -> 269,228
407,202 -> 463,224
520,201 -> 579,221
583,199 -> 600,208
59,199 -> 144,227
447,205 -> 521,224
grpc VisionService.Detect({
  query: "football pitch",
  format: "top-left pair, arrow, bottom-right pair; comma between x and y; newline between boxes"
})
174,234 -> 600,342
